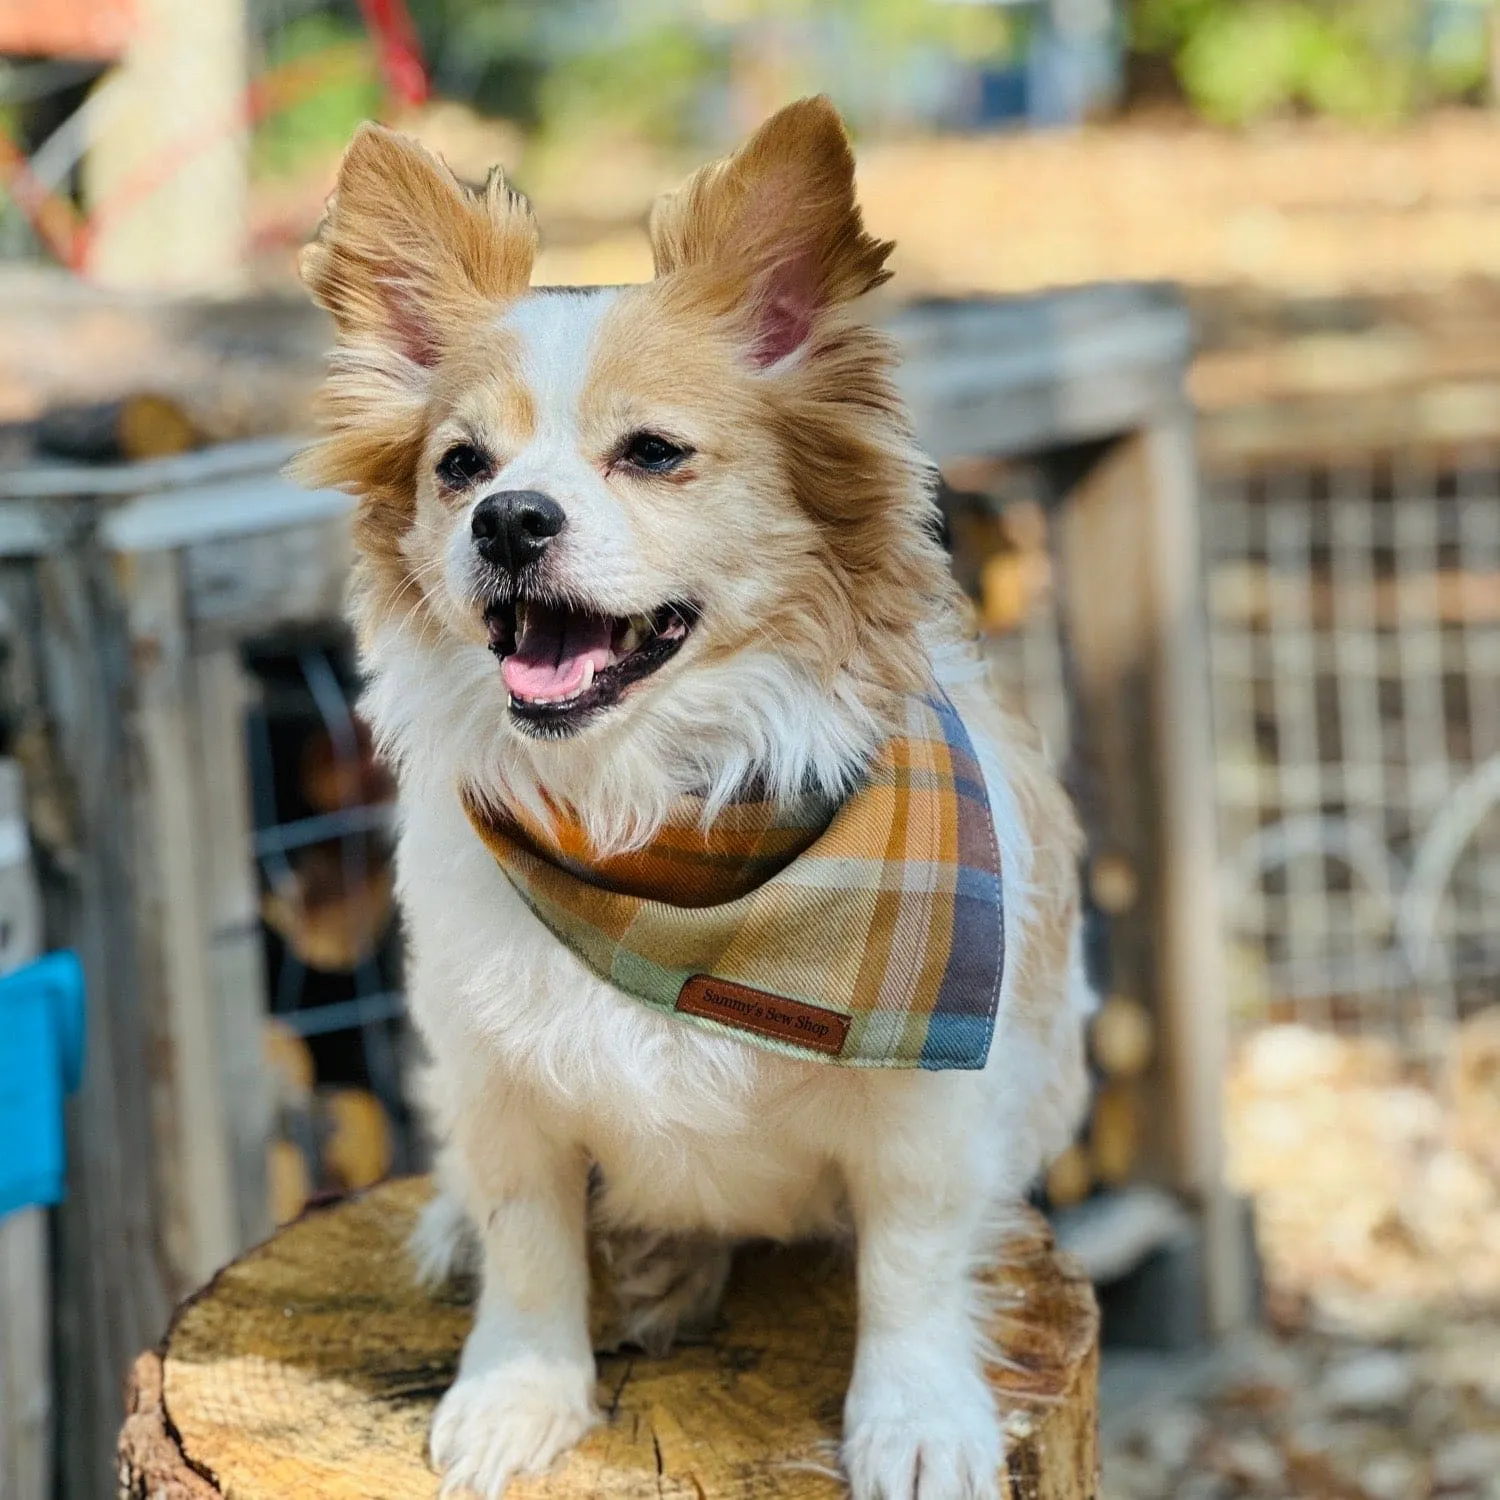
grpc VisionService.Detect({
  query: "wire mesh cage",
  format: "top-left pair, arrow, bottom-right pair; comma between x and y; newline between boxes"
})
938,459 -> 1072,768
1205,448 -> 1500,1072
240,628 -> 421,1215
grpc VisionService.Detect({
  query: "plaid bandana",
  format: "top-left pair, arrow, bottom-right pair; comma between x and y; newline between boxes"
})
462,692 -> 1004,1069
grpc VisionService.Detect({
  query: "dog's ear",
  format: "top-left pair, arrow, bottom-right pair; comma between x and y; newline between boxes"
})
648,96 -> 891,368
300,123 -> 537,367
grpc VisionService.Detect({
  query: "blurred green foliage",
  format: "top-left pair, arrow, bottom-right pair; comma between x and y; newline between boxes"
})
1131,0 -> 1492,123
409,0 -> 1016,145
243,0 -> 1496,175
251,12 -> 383,178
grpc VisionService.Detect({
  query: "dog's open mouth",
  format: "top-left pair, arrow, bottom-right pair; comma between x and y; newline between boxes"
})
485,598 -> 697,734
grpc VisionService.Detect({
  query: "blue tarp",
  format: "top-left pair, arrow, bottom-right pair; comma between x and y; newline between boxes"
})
0,951 -> 85,1222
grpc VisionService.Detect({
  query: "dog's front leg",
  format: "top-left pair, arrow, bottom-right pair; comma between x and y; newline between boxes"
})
841,1143 -> 1001,1500
429,1114 -> 596,1498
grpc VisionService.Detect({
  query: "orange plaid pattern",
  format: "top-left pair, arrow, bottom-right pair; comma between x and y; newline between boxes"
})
462,692 -> 1004,1069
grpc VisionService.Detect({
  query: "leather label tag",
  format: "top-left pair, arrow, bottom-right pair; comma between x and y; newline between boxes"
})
676,976 -> 850,1056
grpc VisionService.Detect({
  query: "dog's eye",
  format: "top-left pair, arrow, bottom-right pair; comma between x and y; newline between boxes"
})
437,443 -> 492,488
620,432 -> 689,474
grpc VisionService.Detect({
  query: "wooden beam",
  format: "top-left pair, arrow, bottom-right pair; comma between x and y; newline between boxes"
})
117,548 -> 238,1286
1143,410 -> 1248,1336
0,1208 -> 50,1500
26,551 -> 175,1500
1057,424 -> 1249,1334
192,649 -> 272,1250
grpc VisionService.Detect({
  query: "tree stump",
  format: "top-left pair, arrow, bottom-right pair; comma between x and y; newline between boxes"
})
119,1178 -> 1099,1500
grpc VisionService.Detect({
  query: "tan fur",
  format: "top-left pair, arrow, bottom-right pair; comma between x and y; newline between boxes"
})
299,122 -> 536,354
643,98 -> 953,710
294,125 -> 538,641
299,98 -> 960,730
649,95 -> 891,309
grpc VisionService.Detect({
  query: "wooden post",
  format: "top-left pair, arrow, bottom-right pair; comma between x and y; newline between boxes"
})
191,648 -> 273,1251
118,549 -> 240,1287
119,1179 -> 1100,1500
29,549 -> 176,1500
0,452 -> 353,1500
1142,410 -> 1247,1337
0,1209 -> 50,1500
83,0 -> 248,291
1057,421 -> 1248,1335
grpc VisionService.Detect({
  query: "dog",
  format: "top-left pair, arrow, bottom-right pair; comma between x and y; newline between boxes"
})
297,96 -> 1091,1500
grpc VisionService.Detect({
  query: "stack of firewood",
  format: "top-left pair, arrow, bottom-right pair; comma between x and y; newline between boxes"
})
938,465 -> 1162,1214
258,713 -> 401,1224
1046,991 -> 1157,1208
1226,1008 -> 1500,1333
0,270 -> 327,451
263,1019 -> 396,1226
260,719 -> 396,973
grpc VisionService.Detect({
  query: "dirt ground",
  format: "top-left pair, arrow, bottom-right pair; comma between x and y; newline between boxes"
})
1098,1014 -> 1500,1500
1100,1320 -> 1500,1500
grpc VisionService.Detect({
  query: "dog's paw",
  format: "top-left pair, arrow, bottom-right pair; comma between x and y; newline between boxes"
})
409,1192 -> 479,1290
842,1361 -> 1001,1500
429,1354 -> 597,1498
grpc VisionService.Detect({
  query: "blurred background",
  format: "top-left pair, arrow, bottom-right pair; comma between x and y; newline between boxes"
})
3,2 -> 1500,1499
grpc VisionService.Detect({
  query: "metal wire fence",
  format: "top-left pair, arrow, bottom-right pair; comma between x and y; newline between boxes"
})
1206,450 -> 1500,1069
243,631 -> 417,1174
956,445 -> 1500,1077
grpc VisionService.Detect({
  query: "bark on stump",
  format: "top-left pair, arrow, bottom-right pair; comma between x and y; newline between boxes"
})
119,1178 -> 1100,1500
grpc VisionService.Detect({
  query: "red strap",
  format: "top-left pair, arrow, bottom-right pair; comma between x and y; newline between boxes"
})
355,0 -> 428,108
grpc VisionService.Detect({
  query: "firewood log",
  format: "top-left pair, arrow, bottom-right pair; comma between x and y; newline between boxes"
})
1088,852 -> 1139,915
298,720 -> 395,813
321,1088 -> 394,1193
263,1018 -> 314,1110
30,393 -> 201,463
1045,1143 -> 1094,1210
1090,994 -> 1155,1080
260,843 -> 394,972
267,1139 -> 312,1228
1089,1083 -> 1141,1188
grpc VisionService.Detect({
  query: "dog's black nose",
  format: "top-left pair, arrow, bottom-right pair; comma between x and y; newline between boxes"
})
471,490 -> 565,571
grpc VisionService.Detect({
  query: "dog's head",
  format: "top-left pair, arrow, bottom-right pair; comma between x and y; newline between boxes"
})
297,98 -> 957,836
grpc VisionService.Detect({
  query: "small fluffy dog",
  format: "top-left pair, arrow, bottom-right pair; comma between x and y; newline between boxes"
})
298,97 -> 1091,1500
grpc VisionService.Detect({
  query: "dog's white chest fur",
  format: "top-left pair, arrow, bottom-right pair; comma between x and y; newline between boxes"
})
391,661 -> 1088,1245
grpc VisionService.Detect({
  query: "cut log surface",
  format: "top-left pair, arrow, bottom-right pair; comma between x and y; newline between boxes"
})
120,1178 -> 1100,1500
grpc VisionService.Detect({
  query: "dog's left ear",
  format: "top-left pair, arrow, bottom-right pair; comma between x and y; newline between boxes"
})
649,96 -> 891,368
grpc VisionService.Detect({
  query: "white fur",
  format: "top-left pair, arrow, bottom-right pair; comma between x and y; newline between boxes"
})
444,293 -> 657,632
357,291 -> 1091,1499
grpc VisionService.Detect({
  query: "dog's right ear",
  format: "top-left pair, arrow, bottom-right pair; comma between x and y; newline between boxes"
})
300,123 -> 537,368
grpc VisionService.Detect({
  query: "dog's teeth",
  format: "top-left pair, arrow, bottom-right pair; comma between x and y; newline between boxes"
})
619,617 -> 647,654
579,660 -> 595,693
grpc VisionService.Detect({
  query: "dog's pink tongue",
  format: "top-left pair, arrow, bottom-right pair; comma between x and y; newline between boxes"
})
501,603 -> 612,700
